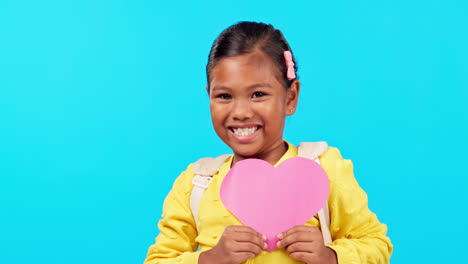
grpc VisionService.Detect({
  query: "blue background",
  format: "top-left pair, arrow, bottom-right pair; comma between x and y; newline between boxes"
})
1,0 -> 467,263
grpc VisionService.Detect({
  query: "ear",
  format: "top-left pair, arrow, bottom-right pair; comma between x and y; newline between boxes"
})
285,80 -> 300,116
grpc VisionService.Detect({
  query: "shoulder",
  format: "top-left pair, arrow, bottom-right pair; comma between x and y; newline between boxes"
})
172,154 -> 232,187
192,154 -> 232,176
319,146 -> 351,165
319,146 -> 355,181
169,163 -> 197,192
320,146 -> 344,161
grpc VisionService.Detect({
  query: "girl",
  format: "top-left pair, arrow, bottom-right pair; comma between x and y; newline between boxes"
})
144,21 -> 392,264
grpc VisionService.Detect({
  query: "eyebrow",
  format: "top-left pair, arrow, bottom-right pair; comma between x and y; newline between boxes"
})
211,83 -> 273,92
247,83 -> 273,90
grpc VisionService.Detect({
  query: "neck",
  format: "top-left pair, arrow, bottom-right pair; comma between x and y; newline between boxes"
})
232,141 -> 288,167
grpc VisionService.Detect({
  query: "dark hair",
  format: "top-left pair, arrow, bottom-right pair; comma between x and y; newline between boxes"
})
206,21 -> 297,89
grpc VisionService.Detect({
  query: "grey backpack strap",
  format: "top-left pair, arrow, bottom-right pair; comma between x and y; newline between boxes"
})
298,142 -> 332,245
190,154 -> 231,226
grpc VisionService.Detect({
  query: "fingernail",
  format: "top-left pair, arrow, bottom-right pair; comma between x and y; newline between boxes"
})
276,241 -> 281,248
263,242 -> 267,249
262,234 -> 267,240
277,233 -> 283,239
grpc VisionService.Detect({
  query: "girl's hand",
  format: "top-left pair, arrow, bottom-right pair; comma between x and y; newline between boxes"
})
199,225 -> 266,264
277,225 -> 337,264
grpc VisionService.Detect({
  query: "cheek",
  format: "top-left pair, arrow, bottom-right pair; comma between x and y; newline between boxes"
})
260,102 -> 286,131
257,99 -> 286,118
209,100 -> 219,115
209,102 -> 226,126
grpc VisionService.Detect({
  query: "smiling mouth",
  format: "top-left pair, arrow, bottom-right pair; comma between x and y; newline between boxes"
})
230,126 -> 261,136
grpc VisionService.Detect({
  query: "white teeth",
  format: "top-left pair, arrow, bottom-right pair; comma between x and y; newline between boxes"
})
233,127 -> 258,136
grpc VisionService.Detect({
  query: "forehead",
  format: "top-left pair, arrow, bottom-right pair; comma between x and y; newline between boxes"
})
210,51 -> 283,88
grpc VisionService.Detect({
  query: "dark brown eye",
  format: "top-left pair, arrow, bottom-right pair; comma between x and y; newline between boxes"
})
252,92 -> 266,98
217,93 -> 232,100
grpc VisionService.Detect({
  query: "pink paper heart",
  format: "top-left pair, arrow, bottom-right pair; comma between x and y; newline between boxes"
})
220,157 -> 330,252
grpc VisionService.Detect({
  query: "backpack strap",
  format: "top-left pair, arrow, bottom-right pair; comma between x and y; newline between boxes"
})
298,142 -> 329,160
298,142 -> 332,245
190,154 -> 231,226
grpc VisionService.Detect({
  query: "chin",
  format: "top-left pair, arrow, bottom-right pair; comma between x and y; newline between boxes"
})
230,144 -> 261,158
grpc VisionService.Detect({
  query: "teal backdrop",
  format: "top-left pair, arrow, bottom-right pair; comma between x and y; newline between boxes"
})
1,0 -> 467,263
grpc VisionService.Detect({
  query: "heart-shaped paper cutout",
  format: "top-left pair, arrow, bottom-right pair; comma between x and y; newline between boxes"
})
220,157 -> 330,252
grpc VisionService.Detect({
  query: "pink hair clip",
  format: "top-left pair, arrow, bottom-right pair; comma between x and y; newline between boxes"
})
283,50 -> 296,80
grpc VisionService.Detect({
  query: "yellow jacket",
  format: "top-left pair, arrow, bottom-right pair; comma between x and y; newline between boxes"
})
144,143 -> 393,263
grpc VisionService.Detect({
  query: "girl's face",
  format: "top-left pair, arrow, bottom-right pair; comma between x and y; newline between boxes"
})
208,51 -> 299,165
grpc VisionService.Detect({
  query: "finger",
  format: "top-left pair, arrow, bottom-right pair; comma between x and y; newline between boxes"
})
278,225 -> 319,239
227,226 -> 265,239
277,231 -> 316,249
285,242 -> 315,254
232,232 -> 267,250
290,251 -> 316,263
232,241 -> 265,255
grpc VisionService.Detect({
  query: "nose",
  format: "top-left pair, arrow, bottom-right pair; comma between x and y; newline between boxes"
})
231,99 -> 254,121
